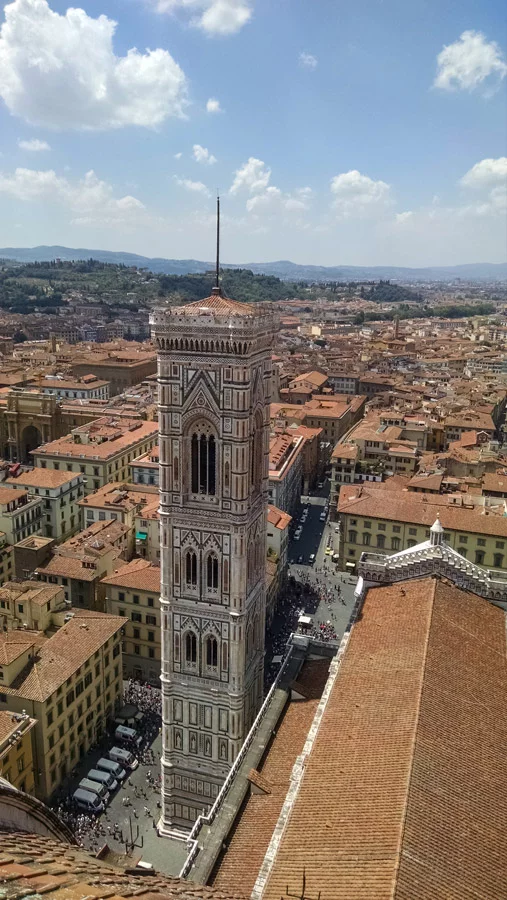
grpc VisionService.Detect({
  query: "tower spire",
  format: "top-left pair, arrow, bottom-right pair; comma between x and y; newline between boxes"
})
214,192 -> 221,294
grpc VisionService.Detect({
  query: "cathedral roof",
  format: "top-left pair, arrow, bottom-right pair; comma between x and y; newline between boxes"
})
173,288 -> 257,317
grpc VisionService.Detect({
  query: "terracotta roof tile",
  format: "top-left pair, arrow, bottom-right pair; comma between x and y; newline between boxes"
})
209,659 -> 330,897
0,832 -> 247,900
261,577 -> 507,900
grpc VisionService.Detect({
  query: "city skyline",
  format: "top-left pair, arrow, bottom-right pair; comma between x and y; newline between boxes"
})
0,0 -> 505,266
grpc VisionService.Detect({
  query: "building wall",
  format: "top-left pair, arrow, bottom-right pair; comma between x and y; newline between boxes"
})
0,718 -> 36,794
339,510 -> 507,573
105,585 -> 160,685
0,632 -> 123,800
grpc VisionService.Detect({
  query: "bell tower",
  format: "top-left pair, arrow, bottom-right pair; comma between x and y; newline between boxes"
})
150,264 -> 276,830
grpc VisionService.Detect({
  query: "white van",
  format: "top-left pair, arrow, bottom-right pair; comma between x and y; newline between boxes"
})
73,787 -> 104,814
109,746 -> 138,770
87,767 -> 118,792
115,724 -> 142,747
79,777 -> 109,803
97,757 -> 127,781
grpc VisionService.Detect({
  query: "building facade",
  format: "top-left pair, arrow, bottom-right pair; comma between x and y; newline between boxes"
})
150,288 -> 276,830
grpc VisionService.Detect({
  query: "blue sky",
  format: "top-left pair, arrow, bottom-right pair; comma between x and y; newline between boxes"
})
0,0 -> 505,266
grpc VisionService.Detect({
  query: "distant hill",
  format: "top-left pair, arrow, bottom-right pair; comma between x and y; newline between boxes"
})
1,246 -> 506,282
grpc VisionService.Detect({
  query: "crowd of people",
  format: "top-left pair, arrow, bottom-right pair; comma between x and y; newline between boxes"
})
50,682 -> 163,850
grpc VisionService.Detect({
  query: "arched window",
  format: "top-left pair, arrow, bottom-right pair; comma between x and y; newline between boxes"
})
207,554 -> 219,590
206,636 -> 218,668
363,532 -> 371,546
185,632 -> 197,664
191,429 -> 216,495
494,553 -> 504,569
377,534 -> 385,549
185,550 -> 197,587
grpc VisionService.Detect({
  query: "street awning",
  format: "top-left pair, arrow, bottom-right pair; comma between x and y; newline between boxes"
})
346,561 -> 356,569
135,531 -> 147,540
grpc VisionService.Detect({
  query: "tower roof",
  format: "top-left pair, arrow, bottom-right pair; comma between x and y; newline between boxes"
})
430,517 -> 444,534
173,288 -> 257,317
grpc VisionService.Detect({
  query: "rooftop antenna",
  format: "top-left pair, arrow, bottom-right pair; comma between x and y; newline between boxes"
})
214,192 -> 221,294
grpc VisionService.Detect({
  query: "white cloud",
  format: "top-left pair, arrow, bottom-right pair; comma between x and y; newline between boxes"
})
152,0 -> 252,35
460,157 -> 507,216
174,151 -> 183,159
0,166 -> 148,227
174,176 -> 211,197
230,157 -> 271,194
460,157 -> 507,189
193,144 -> 217,165
299,51 -> 317,69
434,30 -> 507,93
246,186 -> 281,213
18,138 -> 51,151
206,97 -> 222,113
330,170 -> 392,218
0,0 -> 188,130
395,211 -> 413,225
284,186 -> 313,211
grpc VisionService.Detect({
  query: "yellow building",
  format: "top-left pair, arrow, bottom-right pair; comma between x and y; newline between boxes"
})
0,710 -> 36,793
101,559 -> 160,686
31,417 -> 158,495
338,483 -> 507,573
0,608 -> 126,799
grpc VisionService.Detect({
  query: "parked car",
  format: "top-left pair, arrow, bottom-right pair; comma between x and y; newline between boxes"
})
97,756 -> 128,781
73,788 -> 104,814
309,553 -> 316,565
297,555 -> 303,564
109,746 -> 139,770
87,768 -> 118,793
319,511 -> 326,522
294,532 -> 301,541
79,777 -> 109,803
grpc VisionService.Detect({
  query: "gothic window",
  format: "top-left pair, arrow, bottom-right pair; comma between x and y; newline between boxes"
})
185,551 -> 197,587
173,456 -> 179,485
191,428 -> 216,495
205,636 -> 218,668
206,554 -> 219,591
223,558 -> 229,593
184,632 -> 197,665
224,460 -> 230,490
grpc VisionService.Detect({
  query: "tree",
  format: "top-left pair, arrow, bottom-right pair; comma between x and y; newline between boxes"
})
353,311 -> 365,325
12,330 -> 27,343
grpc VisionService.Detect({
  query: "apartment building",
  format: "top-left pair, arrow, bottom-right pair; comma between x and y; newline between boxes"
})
34,375 -> 110,402
6,469 -> 84,542
268,433 -> 304,516
0,607 -> 126,799
0,581 -> 64,631
338,483 -> 507,573
71,350 -> 157,395
444,411 -> 495,448
101,559 -> 160,685
0,710 -> 36,794
267,504 -> 291,571
130,446 -> 159,486
0,533 -> 14,587
0,487 -> 43,546
35,520 -> 128,610
78,482 -> 158,558
31,417 -> 158,494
